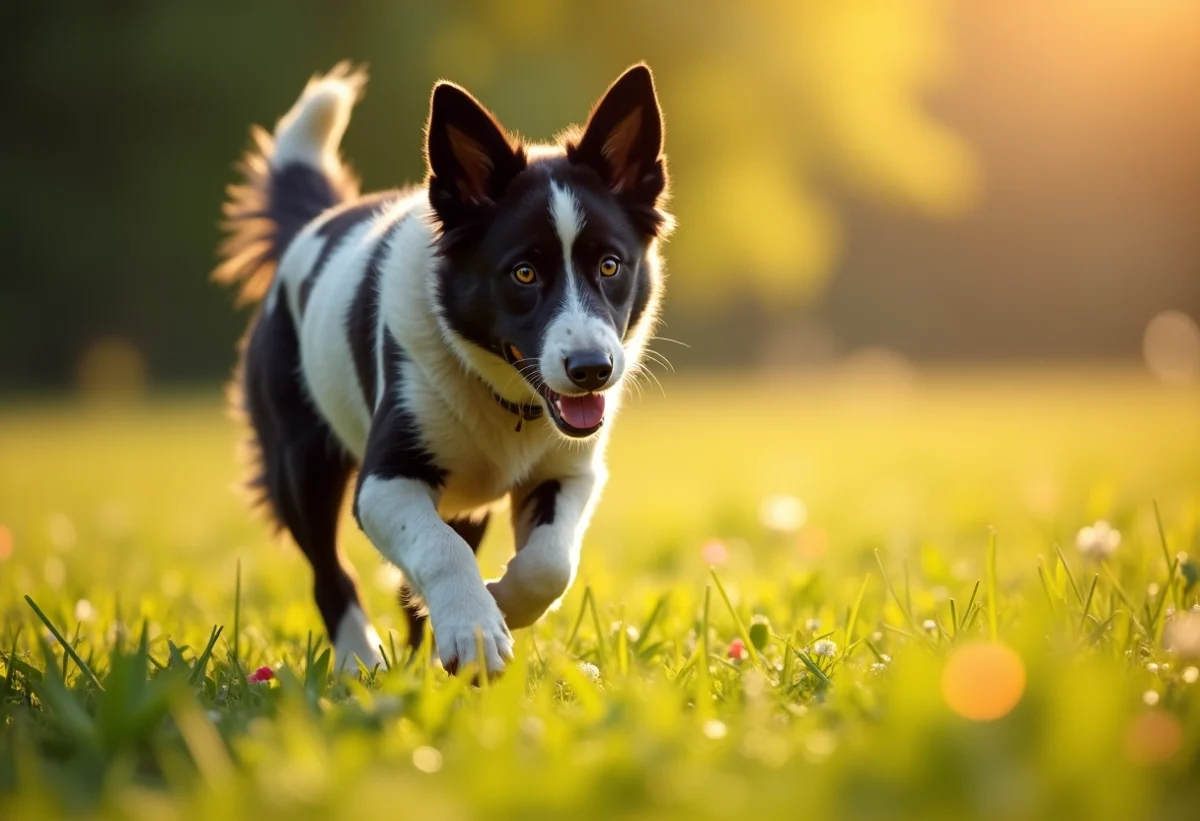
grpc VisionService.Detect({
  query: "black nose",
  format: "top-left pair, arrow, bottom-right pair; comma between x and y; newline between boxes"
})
564,351 -> 613,391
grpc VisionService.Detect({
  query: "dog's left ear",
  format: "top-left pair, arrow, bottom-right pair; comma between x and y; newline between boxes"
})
569,64 -> 667,215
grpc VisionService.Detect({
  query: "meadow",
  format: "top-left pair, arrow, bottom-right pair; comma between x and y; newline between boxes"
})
1,369 -> 1198,820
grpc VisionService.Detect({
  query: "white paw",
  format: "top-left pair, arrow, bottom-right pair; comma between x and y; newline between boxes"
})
334,604 -> 386,673
427,585 -> 514,675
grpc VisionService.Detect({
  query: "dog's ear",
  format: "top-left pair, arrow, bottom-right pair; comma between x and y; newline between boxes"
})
569,64 -> 667,213
426,82 -> 525,228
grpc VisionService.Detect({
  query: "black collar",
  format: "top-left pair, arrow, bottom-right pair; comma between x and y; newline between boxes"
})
489,388 -> 543,432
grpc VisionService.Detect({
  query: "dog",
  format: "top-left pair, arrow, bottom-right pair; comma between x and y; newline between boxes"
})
214,63 -> 671,675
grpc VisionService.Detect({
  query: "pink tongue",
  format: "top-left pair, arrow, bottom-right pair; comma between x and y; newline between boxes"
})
557,393 -> 606,429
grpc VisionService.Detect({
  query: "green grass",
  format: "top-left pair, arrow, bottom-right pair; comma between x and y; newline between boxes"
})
1,369 -> 1199,820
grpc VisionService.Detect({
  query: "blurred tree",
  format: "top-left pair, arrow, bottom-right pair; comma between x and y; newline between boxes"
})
1,0 -> 972,388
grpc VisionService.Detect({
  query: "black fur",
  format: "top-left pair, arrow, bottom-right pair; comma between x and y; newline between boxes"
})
346,214 -> 408,410
298,192 -> 397,315
524,480 -> 561,527
242,303 -> 361,639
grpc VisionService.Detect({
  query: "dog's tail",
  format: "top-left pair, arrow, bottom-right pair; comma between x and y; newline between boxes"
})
214,63 -> 366,304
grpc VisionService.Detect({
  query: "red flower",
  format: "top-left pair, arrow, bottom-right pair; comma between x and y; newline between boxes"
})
248,665 -> 275,683
728,638 -> 748,661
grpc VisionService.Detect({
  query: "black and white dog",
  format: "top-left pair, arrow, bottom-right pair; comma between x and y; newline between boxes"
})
215,64 -> 671,675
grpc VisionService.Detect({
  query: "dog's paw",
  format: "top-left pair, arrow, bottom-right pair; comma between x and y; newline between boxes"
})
334,604 -> 386,674
427,585 -> 514,676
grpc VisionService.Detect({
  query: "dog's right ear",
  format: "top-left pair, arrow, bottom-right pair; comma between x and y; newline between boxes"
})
426,82 -> 525,230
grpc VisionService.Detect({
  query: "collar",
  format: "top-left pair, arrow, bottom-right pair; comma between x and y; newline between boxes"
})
489,388 -> 543,432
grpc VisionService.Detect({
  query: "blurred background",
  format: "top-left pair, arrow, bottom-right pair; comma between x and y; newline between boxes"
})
2,0 -> 1200,393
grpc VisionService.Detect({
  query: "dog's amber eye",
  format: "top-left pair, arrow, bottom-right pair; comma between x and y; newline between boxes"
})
600,256 -> 621,277
512,264 -> 537,285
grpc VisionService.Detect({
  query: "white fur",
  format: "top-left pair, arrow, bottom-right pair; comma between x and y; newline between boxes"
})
272,75 -> 358,175
357,476 -> 514,673
334,604 -> 385,672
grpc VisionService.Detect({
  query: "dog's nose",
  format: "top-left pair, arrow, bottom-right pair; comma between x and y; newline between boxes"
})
564,350 -> 613,391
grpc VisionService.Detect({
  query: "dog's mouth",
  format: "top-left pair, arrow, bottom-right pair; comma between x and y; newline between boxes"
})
503,343 -> 606,438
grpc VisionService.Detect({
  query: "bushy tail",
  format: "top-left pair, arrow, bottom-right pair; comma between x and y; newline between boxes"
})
214,62 -> 367,304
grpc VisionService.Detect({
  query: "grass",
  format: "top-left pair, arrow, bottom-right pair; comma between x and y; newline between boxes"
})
1,368 -> 1199,820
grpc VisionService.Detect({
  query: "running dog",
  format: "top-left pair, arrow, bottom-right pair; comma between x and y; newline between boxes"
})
214,63 -> 671,675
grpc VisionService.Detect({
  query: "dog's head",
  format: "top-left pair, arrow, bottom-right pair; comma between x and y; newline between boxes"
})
427,65 -> 671,439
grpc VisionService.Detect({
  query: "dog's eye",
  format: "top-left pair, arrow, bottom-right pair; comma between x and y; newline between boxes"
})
512,263 -> 537,285
599,256 -> 621,277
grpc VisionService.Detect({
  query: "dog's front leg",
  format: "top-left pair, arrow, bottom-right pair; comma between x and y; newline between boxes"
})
488,471 -> 602,629
355,475 -> 513,674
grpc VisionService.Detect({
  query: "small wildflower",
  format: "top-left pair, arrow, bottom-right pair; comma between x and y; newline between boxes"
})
1146,663 -> 1160,674
1076,520 -> 1121,561
880,653 -> 893,664
702,719 -> 727,740
1143,690 -> 1160,707
728,638 -> 748,661
1183,667 -> 1199,684
805,618 -> 822,632
811,639 -> 838,658
922,619 -> 938,634
248,665 -> 275,684
577,661 -> 601,683
870,662 -> 888,675
1147,583 -> 1161,598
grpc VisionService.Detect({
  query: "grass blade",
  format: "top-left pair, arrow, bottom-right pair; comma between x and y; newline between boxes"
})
986,529 -> 999,641
24,596 -> 102,691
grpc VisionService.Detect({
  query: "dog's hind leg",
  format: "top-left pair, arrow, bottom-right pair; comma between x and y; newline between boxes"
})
398,514 -> 490,656
240,301 -> 383,672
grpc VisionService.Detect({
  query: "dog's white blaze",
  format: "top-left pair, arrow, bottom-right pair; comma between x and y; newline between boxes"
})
549,182 -> 584,268
333,603 -> 384,672
541,182 -> 627,396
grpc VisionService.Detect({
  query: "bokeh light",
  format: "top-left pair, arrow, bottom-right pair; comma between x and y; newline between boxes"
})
941,642 -> 1027,721
1143,310 -> 1200,385
1124,709 -> 1183,766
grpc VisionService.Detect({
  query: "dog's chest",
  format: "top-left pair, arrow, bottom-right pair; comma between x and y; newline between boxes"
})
405,372 -> 555,517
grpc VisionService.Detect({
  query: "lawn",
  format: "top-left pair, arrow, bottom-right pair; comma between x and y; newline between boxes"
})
1,369 -> 1199,820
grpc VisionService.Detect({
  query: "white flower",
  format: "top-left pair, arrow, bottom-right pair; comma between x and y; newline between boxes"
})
1147,663 -> 1160,674
811,639 -> 838,658
805,618 -> 822,632
922,619 -> 938,634
577,661 -> 601,683
1182,666 -> 1199,684
1143,690 -> 1160,706
1076,520 -> 1121,561
869,662 -> 888,675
